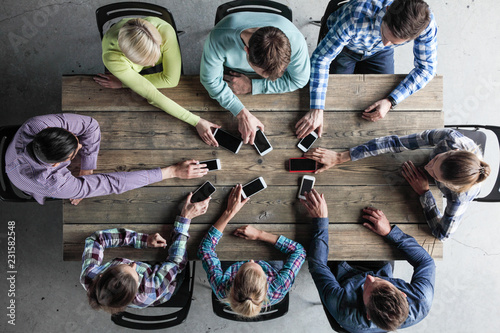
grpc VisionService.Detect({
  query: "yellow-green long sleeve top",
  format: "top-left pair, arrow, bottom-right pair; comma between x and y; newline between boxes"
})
102,17 -> 200,126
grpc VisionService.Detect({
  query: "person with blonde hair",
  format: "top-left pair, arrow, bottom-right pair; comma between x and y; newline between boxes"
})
304,128 -> 491,240
198,184 -> 306,318
94,17 -> 220,146
81,192 -> 210,313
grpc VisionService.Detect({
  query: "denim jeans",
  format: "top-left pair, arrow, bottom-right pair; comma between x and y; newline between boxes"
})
330,46 -> 394,74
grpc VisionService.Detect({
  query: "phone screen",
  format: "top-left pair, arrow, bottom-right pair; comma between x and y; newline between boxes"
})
299,133 -> 317,150
290,158 -> 317,171
242,178 -> 265,197
300,178 -> 314,197
191,182 -> 216,203
214,129 -> 242,153
200,159 -> 219,171
254,130 -> 271,153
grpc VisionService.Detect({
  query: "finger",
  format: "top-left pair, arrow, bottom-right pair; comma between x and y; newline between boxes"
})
186,192 -> 193,202
223,74 -> 232,82
317,124 -> 323,138
316,165 -> 328,174
96,73 -> 110,79
230,71 -> 242,77
248,131 -> 256,145
363,215 -> 378,223
206,131 -> 218,147
364,102 -> 378,112
363,223 -> 376,232
295,118 -> 304,129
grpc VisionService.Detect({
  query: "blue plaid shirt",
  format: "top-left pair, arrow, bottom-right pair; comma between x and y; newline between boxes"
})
80,216 -> 190,308
350,129 -> 482,240
197,226 -> 306,305
310,0 -> 438,110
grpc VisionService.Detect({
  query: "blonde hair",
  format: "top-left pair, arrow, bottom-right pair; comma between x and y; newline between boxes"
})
440,150 -> 491,193
223,263 -> 268,318
118,18 -> 162,66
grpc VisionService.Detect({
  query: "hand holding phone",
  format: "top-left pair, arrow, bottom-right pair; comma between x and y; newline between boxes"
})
199,159 -> 221,172
253,129 -> 273,156
213,128 -> 243,154
297,132 -> 318,152
298,175 -> 316,200
191,181 -> 216,203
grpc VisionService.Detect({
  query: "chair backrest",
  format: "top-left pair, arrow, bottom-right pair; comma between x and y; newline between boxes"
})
111,261 -> 195,329
215,0 -> 292,25
0,125 -> 35,202
211,290 -> 289,321
445,125 -> 500,202
95,2 -> 184,74
317,0 -> 350,45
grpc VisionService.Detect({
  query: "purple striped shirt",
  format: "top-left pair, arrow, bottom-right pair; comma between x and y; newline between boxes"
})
5,113 -> 162,204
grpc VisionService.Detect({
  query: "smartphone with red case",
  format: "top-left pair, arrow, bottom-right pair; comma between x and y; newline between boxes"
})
288,158 -> 318,173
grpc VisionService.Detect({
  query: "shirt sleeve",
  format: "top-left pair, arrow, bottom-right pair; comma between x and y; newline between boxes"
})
384,226 -> 435,309
80,228 -> 148,289
251,35 -> 310,95
200,32 -> 245,116
388,14 -> 438,104
197,225 -> 228,299
310,10 -> 354,110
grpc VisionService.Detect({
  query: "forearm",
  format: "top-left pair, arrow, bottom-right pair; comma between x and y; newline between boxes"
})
257,230 -> 279,245
213,211 -> 234,233
168,216 -> 191,264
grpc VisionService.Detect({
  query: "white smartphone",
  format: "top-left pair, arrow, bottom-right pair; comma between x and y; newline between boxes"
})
253,129 -> 273,156
298,175 -> 316,200
199,159 -> 221,172
297,131 -> 319,152
214,128 -> 243,154
191,181 -> 216,203
241,177 -> 267,199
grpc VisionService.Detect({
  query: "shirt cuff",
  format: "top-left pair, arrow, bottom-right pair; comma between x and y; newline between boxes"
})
80,155 -> 98,171
147,168 -> 164,184
208,225 -> 223,242
384,225 -> 404,244
251,79 -> 264,95
419,190 -> 436,209
229,101 -> 245,117
312,217 -> 329,231
174,215 -> 192,237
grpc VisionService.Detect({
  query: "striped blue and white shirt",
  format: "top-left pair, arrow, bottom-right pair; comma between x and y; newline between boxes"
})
310,0 -> 438,110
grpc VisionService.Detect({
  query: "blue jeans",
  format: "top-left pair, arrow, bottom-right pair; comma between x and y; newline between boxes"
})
330,46 -> 394,74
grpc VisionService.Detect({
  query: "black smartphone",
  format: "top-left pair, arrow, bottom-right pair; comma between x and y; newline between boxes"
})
253,129 -> 273,156
241,177 -> 267,199
191,181 -> 216,203
297,132 -> 318,152
214,128 -> 243,154
199,159 -> 221,171
298,175 -> 316,199
289,158 -> 318,173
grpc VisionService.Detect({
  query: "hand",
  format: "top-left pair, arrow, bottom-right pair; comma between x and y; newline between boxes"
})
163,160 -> 208,180
362,98 -> 391,122
196,118 -> 221,147
236,108 -> 264,145
304,148 -> 351,174
79,169 -> 93,176
181,192 -> 210,219
147,233 -> 167,248
401,161 -> 429,196
69,198 -> 83,205
223,71 -> 252,94
93,73 -> 123,89
225,184 -> 249,217
300,189 -> 328,218
233,225 -> 261,241
295,109 -> 323,139
362,207 -> 391,236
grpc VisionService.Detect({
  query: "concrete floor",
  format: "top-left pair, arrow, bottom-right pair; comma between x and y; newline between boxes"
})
1,0 -> 499,332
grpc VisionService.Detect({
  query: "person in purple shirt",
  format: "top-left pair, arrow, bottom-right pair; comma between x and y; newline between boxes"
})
5,113 -> 208,205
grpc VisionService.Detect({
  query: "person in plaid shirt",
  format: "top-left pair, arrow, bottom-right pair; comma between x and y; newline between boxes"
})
198,184 -> 306,318
296,0 -> 438,138
304,129 -> 491,240
80,192 -> 210,314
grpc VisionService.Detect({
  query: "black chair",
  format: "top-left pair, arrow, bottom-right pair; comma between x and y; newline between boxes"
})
312,0 -> 350,45
0,125 -> 35,202
95,2 -> 185,74
111,261 -> 196,329
215,0 -> 293,25
445,125 -> 500,202
211,290 -> 289,322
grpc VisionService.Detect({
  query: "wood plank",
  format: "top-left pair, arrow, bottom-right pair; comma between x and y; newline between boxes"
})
63,185 -> 442,224
63,223 -> 442,261
62,75 -> 443,112
74,110 -> 443,150
69,149 -> 435,186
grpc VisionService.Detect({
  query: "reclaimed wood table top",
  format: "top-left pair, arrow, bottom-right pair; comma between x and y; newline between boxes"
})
62,74 -> 444,262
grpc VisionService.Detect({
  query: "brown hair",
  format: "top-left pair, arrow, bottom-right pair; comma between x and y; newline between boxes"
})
223,263 -> 268,318
383,0 -> 431,40
366,284 -> 409,332
440,151 -> 491,193
87,265 -> 138,314
247,27 -> 291,81
118,18 -> 162,66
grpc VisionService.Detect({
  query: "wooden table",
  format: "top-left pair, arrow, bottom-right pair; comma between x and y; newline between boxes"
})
62,74 -> 444,262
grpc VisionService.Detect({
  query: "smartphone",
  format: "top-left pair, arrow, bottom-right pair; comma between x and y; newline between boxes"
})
191,181 -> 216,203
298,175 -> 316,200
289,158 -> 318,173
297,132 -> 319,152
199,159 -> 221,172
253,129 -> 273,156
214,128 -> 243,154
241,177 -> 267,199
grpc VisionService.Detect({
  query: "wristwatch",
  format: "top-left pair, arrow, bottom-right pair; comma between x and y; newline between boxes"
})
387,96 -> 397,109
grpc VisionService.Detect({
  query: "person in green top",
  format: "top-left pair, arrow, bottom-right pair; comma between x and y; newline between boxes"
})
94,17 -> 220,146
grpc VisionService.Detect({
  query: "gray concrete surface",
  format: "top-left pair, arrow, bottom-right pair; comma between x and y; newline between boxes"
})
1,0 -> 499,332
